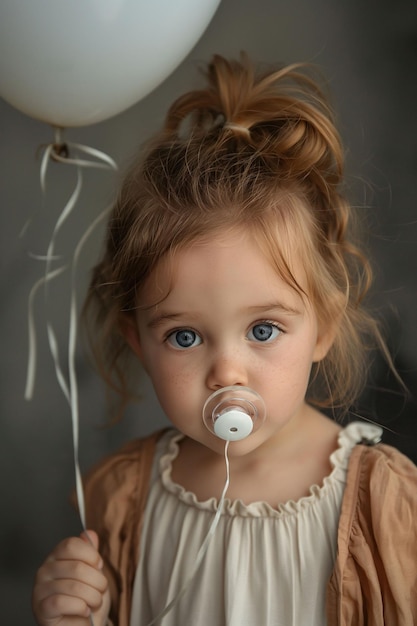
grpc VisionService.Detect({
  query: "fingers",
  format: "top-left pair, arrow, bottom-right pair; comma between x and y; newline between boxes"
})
35,589 -> 93,621
49,534 -> 103,569
32,532 -> 109,626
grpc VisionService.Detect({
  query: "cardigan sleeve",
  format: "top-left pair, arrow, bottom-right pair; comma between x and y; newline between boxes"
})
82,430 -> 163,626
327,443 -> 417,626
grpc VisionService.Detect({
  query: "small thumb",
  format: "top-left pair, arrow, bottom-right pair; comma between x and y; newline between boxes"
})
81,529 -> 99,550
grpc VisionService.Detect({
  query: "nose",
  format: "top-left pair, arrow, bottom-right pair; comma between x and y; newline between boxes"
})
205,349 -> 249,390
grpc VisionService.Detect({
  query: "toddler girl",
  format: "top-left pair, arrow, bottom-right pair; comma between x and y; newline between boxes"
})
32,54 -> 417,626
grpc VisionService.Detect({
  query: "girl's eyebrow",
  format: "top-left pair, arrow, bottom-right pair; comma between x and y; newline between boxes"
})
145,311 -> 188,329
247,302 -> 302,316
146,302 -> 302,329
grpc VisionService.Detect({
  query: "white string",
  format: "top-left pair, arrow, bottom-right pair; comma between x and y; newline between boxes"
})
43,167 -> 83,402
25,130 -> 117,400
24,266 -> 68,400
65,203 -> 113,626
23,128 -> 117,626
68,202 -> 113,529
145,441 -> 231,626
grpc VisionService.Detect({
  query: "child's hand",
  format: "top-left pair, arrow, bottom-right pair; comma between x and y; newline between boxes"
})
32,530 -> 110,626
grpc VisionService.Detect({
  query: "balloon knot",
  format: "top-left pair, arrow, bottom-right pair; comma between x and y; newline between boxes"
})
51,142 -> 70,161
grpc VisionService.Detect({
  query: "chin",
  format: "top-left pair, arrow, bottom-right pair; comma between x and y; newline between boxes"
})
220,436 -> 262,457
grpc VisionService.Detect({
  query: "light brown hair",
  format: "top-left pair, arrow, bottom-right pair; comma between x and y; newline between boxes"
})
85,54 -> 387,418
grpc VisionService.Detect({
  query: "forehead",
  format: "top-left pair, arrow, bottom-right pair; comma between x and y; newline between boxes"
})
139,228 -> 310,310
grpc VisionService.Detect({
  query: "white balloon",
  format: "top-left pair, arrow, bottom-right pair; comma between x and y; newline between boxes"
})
0,0 -> 221,127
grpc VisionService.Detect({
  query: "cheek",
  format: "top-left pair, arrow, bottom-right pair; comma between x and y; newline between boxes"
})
146,355 -> 198,405
156,369 -> 193,395
257,342 -> 315,395
259,341 -> 313,376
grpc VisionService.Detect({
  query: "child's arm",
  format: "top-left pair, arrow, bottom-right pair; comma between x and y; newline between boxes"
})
32,530 -> 110,626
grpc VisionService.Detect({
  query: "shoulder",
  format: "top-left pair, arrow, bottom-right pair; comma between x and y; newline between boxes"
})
341,441 -> 417,532
347,441 -> 417,499
82,429 -> 170,626
83,429 -> 168,527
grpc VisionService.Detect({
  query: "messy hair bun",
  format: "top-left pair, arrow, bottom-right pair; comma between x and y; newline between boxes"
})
87,54 -> 390,418
167,54 -> 342,175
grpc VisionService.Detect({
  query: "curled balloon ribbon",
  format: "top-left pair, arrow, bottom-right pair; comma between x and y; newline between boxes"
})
24,129 -> 117,620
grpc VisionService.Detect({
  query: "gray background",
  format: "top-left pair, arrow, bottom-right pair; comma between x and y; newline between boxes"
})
1,1 -> 416,623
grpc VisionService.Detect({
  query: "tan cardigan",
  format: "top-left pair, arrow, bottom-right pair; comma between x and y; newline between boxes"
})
83,430 -> 417,625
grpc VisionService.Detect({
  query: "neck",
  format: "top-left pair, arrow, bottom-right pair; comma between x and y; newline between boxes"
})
171,406 -> 341,507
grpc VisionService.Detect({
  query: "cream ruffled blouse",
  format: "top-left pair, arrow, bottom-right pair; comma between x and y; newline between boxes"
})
130,422 -> 382,626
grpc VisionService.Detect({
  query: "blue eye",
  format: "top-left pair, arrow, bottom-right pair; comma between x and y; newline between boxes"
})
247,323 -> 281,343
167,329 -> 202,349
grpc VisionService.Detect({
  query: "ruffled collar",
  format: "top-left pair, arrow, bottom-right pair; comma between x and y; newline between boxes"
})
158,421 -> 383,518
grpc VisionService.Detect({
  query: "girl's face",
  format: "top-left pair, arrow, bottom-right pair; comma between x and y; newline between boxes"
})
127,229 -> 334,458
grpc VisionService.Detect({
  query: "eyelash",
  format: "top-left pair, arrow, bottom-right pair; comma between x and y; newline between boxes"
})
165,327 -> 201,350
165,320 -> 284,349
247,320 -> 283,343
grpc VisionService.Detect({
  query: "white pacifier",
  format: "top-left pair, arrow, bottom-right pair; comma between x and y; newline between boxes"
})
202,385 -> 266,441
